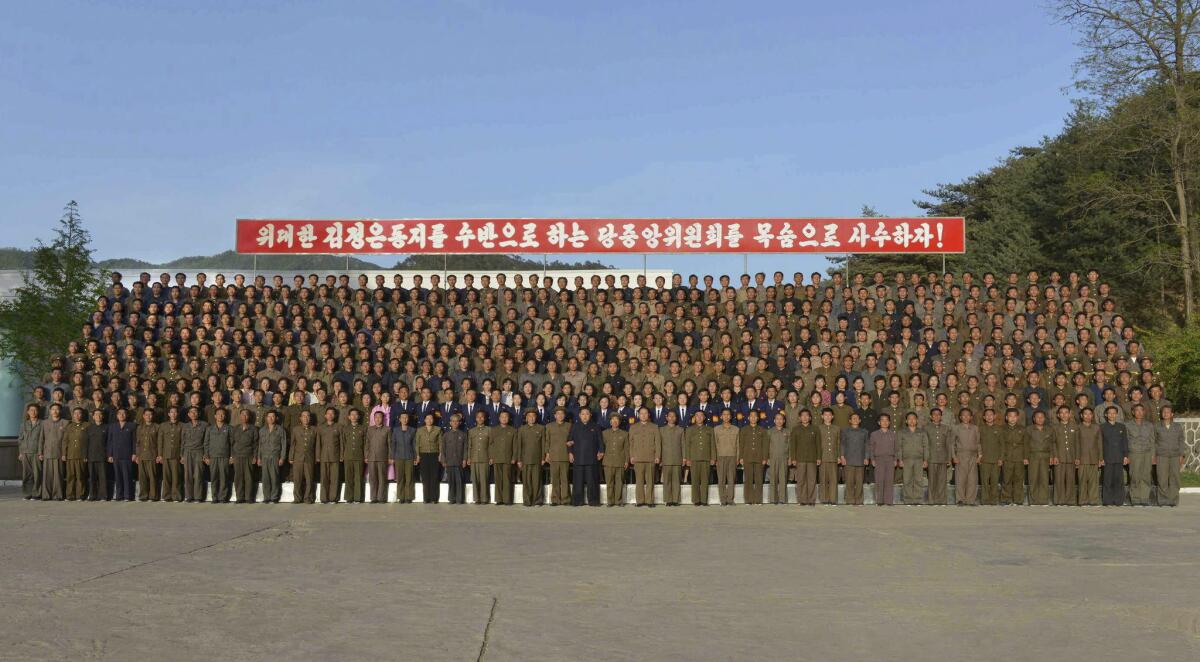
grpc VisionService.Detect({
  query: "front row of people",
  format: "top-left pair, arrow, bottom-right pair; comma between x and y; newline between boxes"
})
17,401 -> 1187,507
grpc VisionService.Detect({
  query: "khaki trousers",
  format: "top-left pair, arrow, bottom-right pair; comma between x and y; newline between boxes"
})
743,462 -> 764,504
1001,463 -> 1025,505
161,458 -> 182,501
768,461 -> 789,504
843,466 -> 865,505
367,461 -> 387,502
1027,459 -> 1050,505
1053,464 -> 1077,505
979,462 -> 1000,505
469,462 -> 488,504
293,460 -> 315,503
1078,465 -> 1100,505
690,461 -> 711,505
66,459 -> 87,500
19,452 -> 41,498
794,462 -> 817,504
395,459 -> 415,503
818,462 -> 838,504
184,452 -> 206,501
343,460 -> 364,502
521,464 -> 542,506
716,457 -> 736,505
493,462 -> 513,504
927,462 -> 948,505
1155,460 -> 1181,506
1128,451 -> 1153,505
633,462 -> 655,505
549,461 -> 570,504
604,465 -> 626,505
954,456 -> 979,505
661,465 -> 681,504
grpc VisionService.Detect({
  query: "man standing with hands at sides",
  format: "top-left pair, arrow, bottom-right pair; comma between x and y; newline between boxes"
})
601,412 -> 630,506
684,410 -> 716,506
951,409 -> 981,506
315,407 -> 343,504
1050,406 -> 1079,506
489,410 -> 518,505
545,408 -> 573,506
258,410 -> 287,503
440,413 -> 468,505
816,408 -> 841,505
1000,408 -> 1028,506
739,410 -> 768,505
1100,406 -> 1130,506
134,408 -> 159,501
182,406 -> 209,503
924,408 -> 953,505
1154,406 -> 1185,507
568,407 -> 604,507
839,412 -> 869,505
231,409 -> 258,503
766,412 -> 791,505
517,410 -> 547,506
40,403 -> 67,501
157,407 -> 183,502
388,411 -> 416,503
204,408 -> 233,503
1076,408 -> 1103,506
789,409 -> 819,505
365,411 -> 390,503
84,408 -> 109,501
897,413 -> 928,505
64,408 -> 89,501
979,409 -> 1004,505
713,409 -> 739,505
1024,410 -> 1053,505
290,410 -> 318,504
1124,404 -> 1156,506
18,405 -> 43,500
467,410 -> 491,504
342,409 -> 367,503
867,413 -> 898,505
629,407 -> 662,507
659,410 -> 684,506
107,408 -> 136,502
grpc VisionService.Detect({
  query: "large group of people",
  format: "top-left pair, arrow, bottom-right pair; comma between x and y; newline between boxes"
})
15,267 -> 1189,507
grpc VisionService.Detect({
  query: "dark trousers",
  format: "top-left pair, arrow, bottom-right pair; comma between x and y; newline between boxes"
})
445,465 -> 465,504
419,452 -> 440,503
86,460 -> 108,500
114,459 -> 135,500
572,464 -> 601,506
1102,463 -> 1126,505
210,458 -> 231,502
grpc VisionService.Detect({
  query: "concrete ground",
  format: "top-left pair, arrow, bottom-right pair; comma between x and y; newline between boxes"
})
1,488 -> 1198,661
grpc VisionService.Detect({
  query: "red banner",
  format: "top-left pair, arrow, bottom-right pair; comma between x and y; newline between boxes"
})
236,218 -> 965,254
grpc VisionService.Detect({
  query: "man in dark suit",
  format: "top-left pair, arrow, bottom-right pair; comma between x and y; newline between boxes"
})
568,408 -> 604,506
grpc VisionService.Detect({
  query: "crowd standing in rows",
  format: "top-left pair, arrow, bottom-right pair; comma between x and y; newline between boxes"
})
15,268 -> 1188,507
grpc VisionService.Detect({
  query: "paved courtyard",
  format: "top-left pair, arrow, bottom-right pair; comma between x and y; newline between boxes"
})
1,487 -> 1197,660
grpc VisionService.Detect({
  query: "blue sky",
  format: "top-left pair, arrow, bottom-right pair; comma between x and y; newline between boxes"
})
0,0 -> 1079,277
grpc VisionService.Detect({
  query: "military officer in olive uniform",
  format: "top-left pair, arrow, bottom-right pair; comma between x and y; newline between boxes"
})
545,408 -> 573,505
158,407 -> 184,502
258,410 -> 287,503
816,409 -> 841,504
489,410 -> 518,505
315,408 -> 343,503
789,410 -> 820,505
1050,406 -> 1079,505
517,410 -> 547,506
181,407 -> 209,502
1154,406 -> 1185,506
924,408 -> 952,505
1023,410 -> 1053,505
467,410 -> 492,504
897,413 -> 928,504
1076,408 -> 1103,506
978,409 -> 1004,505
84,408 -> 109,500
203,408 -> 233,503
738,410 -> 769,504
628,407 -> 662,506
601,413 -> 630,506
289,410 -> 318,504
64,409 -> 89,500
684,410 -> 716,505
1124,404 -> 1156,506
18,405 -> 43,500
342,409 -> 367,503
134,409 -> 159,501
1000,409 -> 1028,506
365,411 -> 390,503
231,409 -> 259,503
659,410 -> 684,506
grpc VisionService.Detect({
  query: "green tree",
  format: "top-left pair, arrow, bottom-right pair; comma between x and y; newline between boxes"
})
0,202 -> 108,385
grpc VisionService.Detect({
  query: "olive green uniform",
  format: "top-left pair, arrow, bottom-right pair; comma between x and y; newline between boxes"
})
231,424 -> 258,503
315,423 -> 342,503
1076,422 -> 1102,505
516,423 -> 547,506
684,425 -> 716,505
924,422 -> 952,505
659,424 -> 684,505
816,424 -> 840,504
468,426 -> 492,504
1000,423 -> 1027,505
489,426 -> 517,505
979,423 -> 1003,505
628,421 -> 662,505
789,424 -> 819,505
601,428 -> 630,505
289,424 -> 317,503
364,425 -> 390,503
257,424 -> 287,502
341,423 -> 367,503
157,421 -> 183,501
713,425 -> 739,505
1024,425 -> 1053,505
1050,421 -> 1078,505
64,421 -> 89,500
545,421 -> 572,505
739,424 -> 768,504
897,428 -> 927,504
